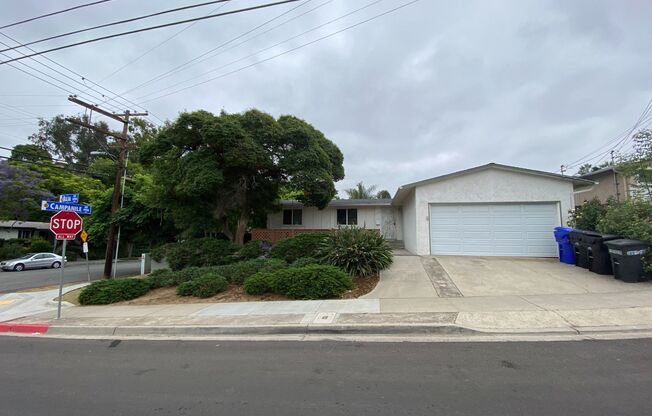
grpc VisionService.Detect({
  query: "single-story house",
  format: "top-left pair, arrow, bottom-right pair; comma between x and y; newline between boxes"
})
253,163 -> 595,257
574,166 -> 636,205
0,221 -> 51,241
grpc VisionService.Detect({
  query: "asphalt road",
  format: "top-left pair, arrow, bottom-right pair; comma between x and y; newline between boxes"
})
0,337 -> 650,416
0,260 -> 143,293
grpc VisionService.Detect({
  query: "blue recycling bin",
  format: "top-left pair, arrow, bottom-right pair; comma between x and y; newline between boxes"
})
554,226 -> 576,265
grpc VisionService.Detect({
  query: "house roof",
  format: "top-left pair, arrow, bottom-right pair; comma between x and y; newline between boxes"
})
392,163 -> 596,204
0,220 -> 50,230
577,166 -> 616,178
281,199 -> 392,208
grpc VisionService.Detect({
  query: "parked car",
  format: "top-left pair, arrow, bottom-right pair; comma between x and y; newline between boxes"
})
0,253 -> 66,272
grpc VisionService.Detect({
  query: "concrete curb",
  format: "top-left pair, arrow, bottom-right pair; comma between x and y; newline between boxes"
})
44,323 -> 478,337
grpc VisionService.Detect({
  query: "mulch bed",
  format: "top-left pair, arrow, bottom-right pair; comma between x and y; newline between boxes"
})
118,274 -> 379,305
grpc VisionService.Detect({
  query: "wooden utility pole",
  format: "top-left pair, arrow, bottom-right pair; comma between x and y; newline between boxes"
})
66,95 -> 147,278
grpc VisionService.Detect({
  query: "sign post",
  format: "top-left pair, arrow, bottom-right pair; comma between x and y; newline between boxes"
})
50,211 -> 84,319
81,230 -> 90,283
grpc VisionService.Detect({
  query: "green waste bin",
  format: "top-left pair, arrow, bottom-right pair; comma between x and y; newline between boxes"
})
604,239 -> 650,283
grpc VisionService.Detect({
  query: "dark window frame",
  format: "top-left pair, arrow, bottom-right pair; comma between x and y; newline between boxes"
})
282,208 -> 303,225
336,208 -> 358,225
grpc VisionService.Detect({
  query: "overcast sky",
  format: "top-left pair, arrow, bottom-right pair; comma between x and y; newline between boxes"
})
1,0 -> 651,196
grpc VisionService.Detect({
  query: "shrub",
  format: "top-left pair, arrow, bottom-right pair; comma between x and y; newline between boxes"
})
236,240 -> 265,260
0,241 -> 27,261
243,271 -> 273,295
212,258 -> 287,284
171,266 -> 205,285
166,238 -> 236,270
291,257 -> 320,267
269,233 -> 328,263
568,198 -> 607,231
78,278 -> 151,305
598,199 -> 652,272
29,238 -> 51,253
318,227 -> 392,276
176,272 -> 228,298
145,269 -> 176,289
150,243 -> 173,262
268,265 -> 353,299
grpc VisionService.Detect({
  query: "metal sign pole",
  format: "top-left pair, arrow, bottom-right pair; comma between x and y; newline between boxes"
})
85,251 -> 91,283
56,239 -> 67,320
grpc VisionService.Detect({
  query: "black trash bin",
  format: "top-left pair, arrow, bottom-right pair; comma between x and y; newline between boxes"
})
604,239 -> 650,283
584,232 -> 621,275
569,230 -> 590,269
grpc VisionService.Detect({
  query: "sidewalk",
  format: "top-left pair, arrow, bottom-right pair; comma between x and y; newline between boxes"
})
2,254 -> 652,339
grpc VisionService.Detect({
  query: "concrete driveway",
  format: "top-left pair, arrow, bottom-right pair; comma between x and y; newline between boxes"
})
436,256 -> 652,297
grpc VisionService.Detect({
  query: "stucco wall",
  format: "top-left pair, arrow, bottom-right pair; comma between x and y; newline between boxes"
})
399,190 -> 417,253
267,205 -> 392,231
410,168 -> 575,255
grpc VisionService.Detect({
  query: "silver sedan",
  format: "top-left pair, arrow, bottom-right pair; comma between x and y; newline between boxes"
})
0,253 -> 66,272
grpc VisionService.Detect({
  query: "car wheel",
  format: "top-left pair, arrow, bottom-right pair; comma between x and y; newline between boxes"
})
14,263 -> 25,272
51,261 -> 61,269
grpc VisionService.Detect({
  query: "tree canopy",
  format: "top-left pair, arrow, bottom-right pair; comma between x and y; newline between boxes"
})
141,109 -> 344,244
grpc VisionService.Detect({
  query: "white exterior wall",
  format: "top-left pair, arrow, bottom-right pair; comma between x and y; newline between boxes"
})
0,229 -> 18,240
267,205 -> 402,237
410,169 -> 576,255
399,191 -> 417,253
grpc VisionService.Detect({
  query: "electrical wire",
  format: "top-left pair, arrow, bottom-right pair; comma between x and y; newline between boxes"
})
0,1 -> 301,65
0,0 -> 112,30
141,0 -> 420,104
1,0 -> 233,53
99,0 -> 231,82
135,0 -> 383,101
103,0 -> 315,103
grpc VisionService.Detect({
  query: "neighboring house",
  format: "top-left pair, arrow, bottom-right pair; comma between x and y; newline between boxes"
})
574,166 -> 635,205
254,163 -> 593,257
0,221 -> 51,241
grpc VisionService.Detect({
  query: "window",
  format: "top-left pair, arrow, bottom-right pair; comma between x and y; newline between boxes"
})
282,209 -> 302,225
336,208 -> 357,225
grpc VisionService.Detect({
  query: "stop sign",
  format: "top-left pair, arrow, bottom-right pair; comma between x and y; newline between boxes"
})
50,211 -> 83,240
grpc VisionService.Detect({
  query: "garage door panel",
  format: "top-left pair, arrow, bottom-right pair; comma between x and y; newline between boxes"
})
430,203 -> 559,257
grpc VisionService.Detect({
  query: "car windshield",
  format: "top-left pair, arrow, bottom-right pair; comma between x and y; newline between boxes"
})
17,253 -> 36,259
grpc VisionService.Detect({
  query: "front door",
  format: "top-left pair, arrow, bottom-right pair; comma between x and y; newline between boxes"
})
381,208 -> 396,240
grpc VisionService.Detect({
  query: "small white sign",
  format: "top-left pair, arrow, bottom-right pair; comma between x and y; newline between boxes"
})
82,242 -> 89,253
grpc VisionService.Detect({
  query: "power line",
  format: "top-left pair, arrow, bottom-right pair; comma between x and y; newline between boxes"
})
0,145 -> 91,168
99,1 -> 232,82
0,31 -> 151,114
0,0 -> 112,30
0,1 -> 301,65
136,0 -> 383,101
1,0 -> 233,53
0,155 -> 95,176
103,0 -> 315,103
141,0 -> 420,104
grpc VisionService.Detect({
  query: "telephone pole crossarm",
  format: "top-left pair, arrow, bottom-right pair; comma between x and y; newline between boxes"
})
64,117 -> 122,137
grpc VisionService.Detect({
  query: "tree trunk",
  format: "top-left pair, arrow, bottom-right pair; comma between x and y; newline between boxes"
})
234,210 -> 249,246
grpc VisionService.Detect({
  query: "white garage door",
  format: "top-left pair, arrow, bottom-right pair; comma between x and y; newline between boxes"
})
429,203 -> 559,257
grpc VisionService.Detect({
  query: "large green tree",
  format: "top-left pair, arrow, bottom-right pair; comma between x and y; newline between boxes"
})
28,114 -> 115,165
618,129 -> 652,199
141,109 -> 344,244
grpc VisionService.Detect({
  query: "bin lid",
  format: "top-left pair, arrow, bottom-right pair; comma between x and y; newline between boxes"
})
604,239 -> 650,249
583,231 -> 621,242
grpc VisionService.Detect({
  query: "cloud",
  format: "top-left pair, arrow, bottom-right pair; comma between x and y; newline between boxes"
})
0,0 -> 651,194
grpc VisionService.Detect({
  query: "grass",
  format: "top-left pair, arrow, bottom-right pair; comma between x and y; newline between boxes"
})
54,288 -> 82,305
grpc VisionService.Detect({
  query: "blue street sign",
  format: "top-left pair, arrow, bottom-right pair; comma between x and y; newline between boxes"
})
41,200 -> 92,215
59,194 -> 79,203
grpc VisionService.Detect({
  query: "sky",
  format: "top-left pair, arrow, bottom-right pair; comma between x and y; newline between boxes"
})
0,0 -> 651,196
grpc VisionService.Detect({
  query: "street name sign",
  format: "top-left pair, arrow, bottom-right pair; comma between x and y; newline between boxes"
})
59,193 -> 79,203
41,200 -> 92,215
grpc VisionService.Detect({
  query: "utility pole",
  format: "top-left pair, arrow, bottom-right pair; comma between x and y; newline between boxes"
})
66,95 -> 147,278
560,165 -> 566,176
611,150 -> 621,202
